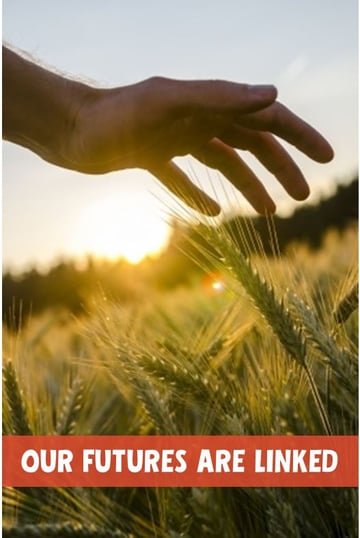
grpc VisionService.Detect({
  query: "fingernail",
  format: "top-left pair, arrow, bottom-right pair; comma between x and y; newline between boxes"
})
252,85 -> 277,99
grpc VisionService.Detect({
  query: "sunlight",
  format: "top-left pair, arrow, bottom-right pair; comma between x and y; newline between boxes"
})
211,280 -> 225,292
201,272 -> 226,295
71,196 -> 170,263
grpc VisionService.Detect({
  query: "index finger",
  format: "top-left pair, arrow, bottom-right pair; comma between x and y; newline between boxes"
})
140,77 -> 278,118
237,102 -> 334,163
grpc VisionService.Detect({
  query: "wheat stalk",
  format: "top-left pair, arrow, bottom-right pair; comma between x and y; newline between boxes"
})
2,523 -> 127,537
189,223 -> 333,435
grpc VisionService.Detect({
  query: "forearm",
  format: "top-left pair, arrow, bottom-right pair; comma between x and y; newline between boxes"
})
2,46 -> 90,167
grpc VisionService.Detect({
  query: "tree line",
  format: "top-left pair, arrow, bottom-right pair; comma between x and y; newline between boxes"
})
3,178 -> 357,328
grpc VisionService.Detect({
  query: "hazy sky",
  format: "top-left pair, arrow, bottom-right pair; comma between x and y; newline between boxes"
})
3,0 -> 358,271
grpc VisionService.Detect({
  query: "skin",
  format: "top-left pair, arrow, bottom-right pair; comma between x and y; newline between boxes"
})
3,46 -> 334,216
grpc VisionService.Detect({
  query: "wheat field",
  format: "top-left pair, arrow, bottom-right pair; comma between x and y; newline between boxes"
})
3,221 -> 358,538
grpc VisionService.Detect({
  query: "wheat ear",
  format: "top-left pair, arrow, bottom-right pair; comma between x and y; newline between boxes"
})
3,360 -> 32,435
55,378 -> 84,435
333,282 -> 358,324
289,293 -> 356,384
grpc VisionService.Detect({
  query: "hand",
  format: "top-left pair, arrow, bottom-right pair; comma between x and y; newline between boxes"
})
65,77 -> 334,216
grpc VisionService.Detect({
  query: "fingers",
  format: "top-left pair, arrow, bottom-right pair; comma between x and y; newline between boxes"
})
137,80 -> 334,216
147,160 -> 221,216
220,126 -> 310,200
192,138 -> 276,215
142,77 -> 278,118
237,102 -> 334,163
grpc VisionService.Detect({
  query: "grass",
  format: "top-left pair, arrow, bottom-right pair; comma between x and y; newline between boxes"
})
2,223 -> 358,537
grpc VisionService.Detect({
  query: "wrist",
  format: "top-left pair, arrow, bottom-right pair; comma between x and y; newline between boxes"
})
3,46 -> 95,168
57,80 -> 99,169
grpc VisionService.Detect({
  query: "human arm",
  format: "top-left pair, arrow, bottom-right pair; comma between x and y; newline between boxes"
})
3,46 -> 334,216
2,46 -> 90,168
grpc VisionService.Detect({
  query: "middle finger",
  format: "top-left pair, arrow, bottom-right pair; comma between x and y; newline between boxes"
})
220,125 -> 310,200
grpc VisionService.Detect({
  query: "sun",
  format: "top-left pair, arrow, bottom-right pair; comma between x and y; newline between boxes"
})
71,196 -> 169,263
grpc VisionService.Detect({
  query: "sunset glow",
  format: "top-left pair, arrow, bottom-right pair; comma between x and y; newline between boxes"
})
72,197 -> 170,263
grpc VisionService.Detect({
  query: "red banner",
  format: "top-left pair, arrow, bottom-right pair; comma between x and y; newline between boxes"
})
3,435 -> 357,487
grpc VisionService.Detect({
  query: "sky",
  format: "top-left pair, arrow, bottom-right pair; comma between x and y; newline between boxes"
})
3,0 -> 358,272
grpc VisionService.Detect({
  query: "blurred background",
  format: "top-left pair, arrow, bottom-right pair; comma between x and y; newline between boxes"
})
2,0 -> 358,324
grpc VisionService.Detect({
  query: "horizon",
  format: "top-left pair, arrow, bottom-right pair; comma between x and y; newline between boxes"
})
3,174 -> 357,277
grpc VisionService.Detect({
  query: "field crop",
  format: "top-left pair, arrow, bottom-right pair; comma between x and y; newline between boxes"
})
3,222 -> 358,538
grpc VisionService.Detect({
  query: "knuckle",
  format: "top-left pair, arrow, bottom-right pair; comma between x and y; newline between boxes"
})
142,76 -> 169,89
